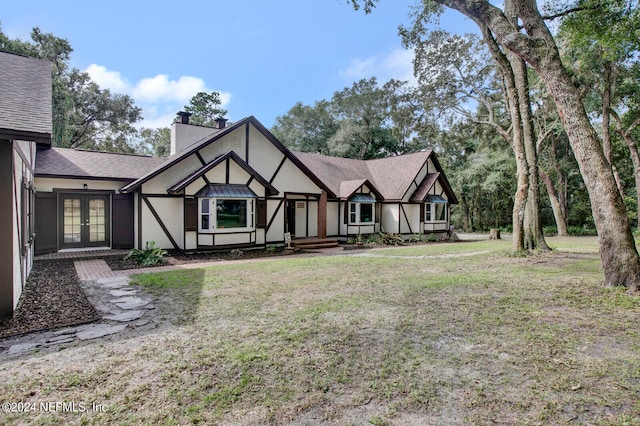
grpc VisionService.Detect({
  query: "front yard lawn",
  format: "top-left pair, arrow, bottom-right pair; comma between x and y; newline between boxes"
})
1,237 -> 639,425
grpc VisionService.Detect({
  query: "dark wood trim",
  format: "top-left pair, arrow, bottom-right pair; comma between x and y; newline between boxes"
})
137,193 -> 142,249
196,151 -> 207,166
196,242 -> 264,251
202,175 -> 210,185
269,155 -> 287,185
283,191 -> 321,199
225,158 -> 230,184
36,173 -> 135,183
166,151 -> 278,196
141,196 -> 179,250
0,129 -> 51,145
266,199 -> 284,234
305,197 -> 309,237
0,141 -> 13,317
133,193 -> 182,198
246,175 -> 254,187
245,122 -> 250,164
198,230 -> 256,236
400,204 -> 413,234
52,188 -> 115,195
119,117 -> 335,198
398,204 -> 401,234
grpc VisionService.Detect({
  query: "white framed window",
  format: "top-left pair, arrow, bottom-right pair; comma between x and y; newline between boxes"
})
425,203 -> 447,222
199,198 -> 254,232
348,202 -> 375,225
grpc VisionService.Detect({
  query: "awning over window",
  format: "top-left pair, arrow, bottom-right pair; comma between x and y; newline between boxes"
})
349,193 -> 376,202
195,184 -> 256,198
426,194 -> 448,203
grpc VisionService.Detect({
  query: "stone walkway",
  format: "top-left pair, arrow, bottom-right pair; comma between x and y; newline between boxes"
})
1,271 -> 155,357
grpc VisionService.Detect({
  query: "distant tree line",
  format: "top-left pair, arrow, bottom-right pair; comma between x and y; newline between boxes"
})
0,24 -> 225,156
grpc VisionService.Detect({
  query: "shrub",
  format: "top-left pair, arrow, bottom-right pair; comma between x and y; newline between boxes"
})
568,225 -> 598,236
409,233 -> 422,243
266,245 -> 277,253
365,234 -> 379,244
125,241 -> 167,266
379,232 -> 403,245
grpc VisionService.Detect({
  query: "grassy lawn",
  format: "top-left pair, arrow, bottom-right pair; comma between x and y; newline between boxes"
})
1,237 -> 640,424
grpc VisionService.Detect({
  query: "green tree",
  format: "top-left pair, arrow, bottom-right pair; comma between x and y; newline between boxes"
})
183,91 -> 227,127
0,24 -> 142,151
271,101 -> 337,154
134,127 -> 171,157
329,77 -> 398,159
349,0 -> 640,289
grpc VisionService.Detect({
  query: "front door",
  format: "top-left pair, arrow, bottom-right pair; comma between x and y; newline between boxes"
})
59,194 -> 110,249
286,200 -> 296,237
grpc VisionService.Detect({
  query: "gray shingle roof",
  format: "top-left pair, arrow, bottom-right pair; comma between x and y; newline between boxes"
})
35,147 -> 166,180
294,151 -> 438,201
0,51 -> 52,142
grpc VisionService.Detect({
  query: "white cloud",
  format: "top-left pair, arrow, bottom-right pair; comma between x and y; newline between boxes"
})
341,48 -> 417,86
85,64 -> 232,129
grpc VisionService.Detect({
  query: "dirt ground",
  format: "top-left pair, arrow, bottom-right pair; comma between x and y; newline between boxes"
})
0,261 -> 99,339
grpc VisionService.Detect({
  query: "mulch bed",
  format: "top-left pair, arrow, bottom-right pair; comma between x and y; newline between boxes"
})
0,261 -> 100,339
105,247 -> 306,271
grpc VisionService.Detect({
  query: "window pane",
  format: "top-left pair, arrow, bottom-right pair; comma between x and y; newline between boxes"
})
201,199 -> 209,214
360,203 -> 373,223
436,204 -> 447,221
350,213 -> 357,223
201,214 -> 210,230
425,203 -> 432,222
216,199 -> 247,228
350,203 -> 356,212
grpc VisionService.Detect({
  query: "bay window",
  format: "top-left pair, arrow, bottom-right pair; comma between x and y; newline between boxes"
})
424,194 -> 448,223
199,198 -> 254,231
348,201 -> 375,225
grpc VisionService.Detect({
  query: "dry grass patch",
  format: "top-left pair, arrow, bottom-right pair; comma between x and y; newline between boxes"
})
1,237 -> 639,424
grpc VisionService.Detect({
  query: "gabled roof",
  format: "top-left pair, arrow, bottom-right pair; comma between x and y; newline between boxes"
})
121,116 -> 334,196
294,150 -> 458,203
295,150 -> 458,204
410,172 -> 440,202
338,179 -> 383,201
0,51 -> 52,145
167,151 -> 278,196
35,147 -> 166,181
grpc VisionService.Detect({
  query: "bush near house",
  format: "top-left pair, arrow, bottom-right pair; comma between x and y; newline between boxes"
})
125,241 -> 168,266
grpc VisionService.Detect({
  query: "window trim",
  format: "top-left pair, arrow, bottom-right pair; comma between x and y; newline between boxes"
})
348,201 -> 375,225
424,202 -> 447,223
199,197 -> 255,233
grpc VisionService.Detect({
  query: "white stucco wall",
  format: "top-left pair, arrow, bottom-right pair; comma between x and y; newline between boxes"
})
35,177 -> 124,193
265,199 -> 285,242
327,201 -> 340,237
140,197 -> 183,249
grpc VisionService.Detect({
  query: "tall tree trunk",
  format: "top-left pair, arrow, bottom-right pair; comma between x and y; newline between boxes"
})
540,168 -> 569,236
537,59 -> 640,288
510,45 -> 549,250
481,25 -> 527,252
440,0 -> 640,288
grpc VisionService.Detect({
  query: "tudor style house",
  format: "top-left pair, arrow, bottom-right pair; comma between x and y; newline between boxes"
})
0,52 -> 52,317
33,114 -> 457,254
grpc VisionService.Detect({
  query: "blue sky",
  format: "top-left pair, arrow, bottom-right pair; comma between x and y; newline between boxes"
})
3,0 -> 474,129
